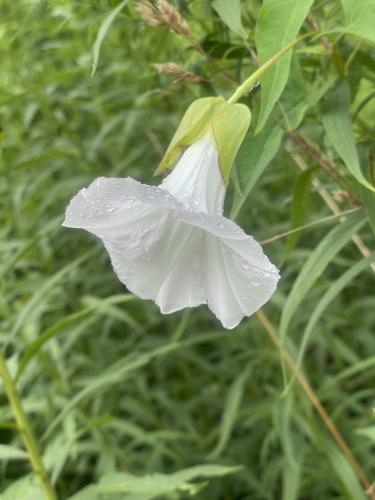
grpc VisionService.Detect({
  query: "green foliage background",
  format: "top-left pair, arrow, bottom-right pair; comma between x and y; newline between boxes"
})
1,0 -> 375,498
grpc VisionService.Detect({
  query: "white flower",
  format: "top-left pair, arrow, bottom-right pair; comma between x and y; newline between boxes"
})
63,134 -> 280,329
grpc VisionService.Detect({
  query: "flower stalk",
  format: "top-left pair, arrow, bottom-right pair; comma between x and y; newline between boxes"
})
227,35 -> 308,104
0,350 -> 57,500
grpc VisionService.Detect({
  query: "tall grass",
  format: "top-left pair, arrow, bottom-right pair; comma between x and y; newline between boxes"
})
1,1 -> 374,498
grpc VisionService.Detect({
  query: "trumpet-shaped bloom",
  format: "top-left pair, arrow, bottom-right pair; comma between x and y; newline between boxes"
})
64,135 -> 280,329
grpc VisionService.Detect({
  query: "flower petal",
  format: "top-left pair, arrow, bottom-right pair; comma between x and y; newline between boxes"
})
104,217 -> 206,313
64,176 -> 279,328
154,226 -> 206,313
202,233 -> 279,329
160,135 -> 226,215
63,177 -> 180,237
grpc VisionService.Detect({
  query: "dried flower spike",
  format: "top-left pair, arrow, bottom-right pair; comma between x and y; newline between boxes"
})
157,0 -> 190,36
137,0 -> 190,37
153,62 -> 203,84
136,1 -> 162,27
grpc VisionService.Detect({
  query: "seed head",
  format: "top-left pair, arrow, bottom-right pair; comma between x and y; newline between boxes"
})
153,62 -> 203,84
137,0 -> 190,37
157,0 -> 190,36
136,1 -> 162,27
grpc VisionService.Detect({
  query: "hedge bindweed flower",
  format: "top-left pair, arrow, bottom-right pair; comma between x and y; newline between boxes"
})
64,98 -> 280,329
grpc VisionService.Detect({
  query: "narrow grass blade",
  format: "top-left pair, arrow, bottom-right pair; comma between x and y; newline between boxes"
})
0,444 -> 28,460
289,253 -> 375,389
280,213 -> 366,348
326,442 -> 367,500
9,250 -> 95,342
209,364 -> 252,458
281,168 -> 314,264
91,0 -> 129,77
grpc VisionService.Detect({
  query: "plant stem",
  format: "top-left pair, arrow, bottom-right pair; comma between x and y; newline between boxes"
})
227,36 -> 307,104
256,310 -> 374,499
260,207 -> 361,245
0,350 -> 57,500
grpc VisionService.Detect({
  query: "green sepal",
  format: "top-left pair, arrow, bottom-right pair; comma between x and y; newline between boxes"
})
155,97 -> 251,185
211,102 -> 251,184
154,96 -> 225,175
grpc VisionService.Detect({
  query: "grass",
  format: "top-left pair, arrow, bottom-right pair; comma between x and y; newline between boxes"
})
1,0 -> 374,498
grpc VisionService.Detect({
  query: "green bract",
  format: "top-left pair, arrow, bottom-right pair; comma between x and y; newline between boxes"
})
155,97 -> 251,184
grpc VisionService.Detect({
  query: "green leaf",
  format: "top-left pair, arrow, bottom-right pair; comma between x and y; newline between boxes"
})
325,442 -> 367,500
212,102 -> 251,184
0,444 -> 28,461
282,168 -> 314,264
91,0 -> 129,77
67,467 -> 241,499
230,70 -> 334,220
67,485 -> 100,500
16,294 -> 135,381
362,188 -> 375,236
209,364 -> 252,458
9,251 -> 95,342
280,70 -> 337,131
282,460 -> 301,500
254,0 -> 314,132
277,396 -> 302,500
322,79 -> 375,192
356,426 -> 375,443
44,343 -> 180,438
340,0 -> 375,44
97,465 -> 242,496
0,475 -> 43,500
212,0 -> 247,39
279,213 -> 366,346
230,122 -> 283,218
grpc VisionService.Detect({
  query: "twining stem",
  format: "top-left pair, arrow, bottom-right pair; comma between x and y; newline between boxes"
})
0,351 -> 57,500
227,35 -> 308,104
256,310 -> 375,499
